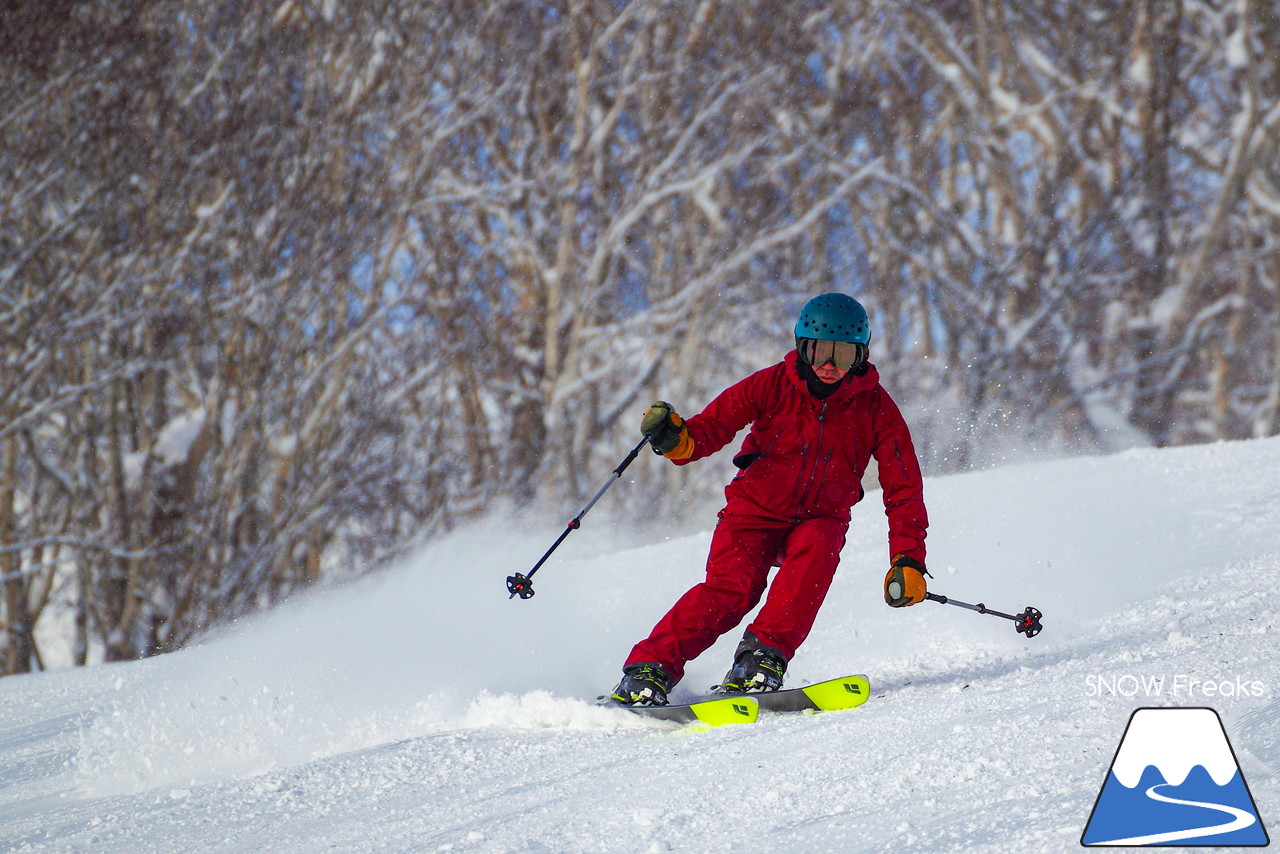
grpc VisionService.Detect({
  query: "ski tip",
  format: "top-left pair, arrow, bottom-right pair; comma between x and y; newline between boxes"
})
689,695 -> 759,726
800,674 -> 871,712
602,695 -> 759,730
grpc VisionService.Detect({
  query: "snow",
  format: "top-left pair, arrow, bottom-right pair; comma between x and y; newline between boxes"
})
193,184 -> 232,221
1128,51 -> 1151,86
1226,23 -> 1249,70
153,410 -> 205,467
122,410 -> 206,490
3,438 -> 1280,851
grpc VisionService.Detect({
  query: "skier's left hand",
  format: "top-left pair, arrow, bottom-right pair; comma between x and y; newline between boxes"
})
884,555 -> 929,607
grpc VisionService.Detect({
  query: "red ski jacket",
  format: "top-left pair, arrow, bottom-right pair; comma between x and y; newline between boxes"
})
675,350 -> 928,564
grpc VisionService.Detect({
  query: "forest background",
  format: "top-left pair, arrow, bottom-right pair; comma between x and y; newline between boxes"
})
3,0 -> 1279,675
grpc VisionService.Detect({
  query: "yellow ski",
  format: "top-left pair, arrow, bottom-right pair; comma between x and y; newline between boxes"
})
611,695 -> 759,727
724,674 -> 871,714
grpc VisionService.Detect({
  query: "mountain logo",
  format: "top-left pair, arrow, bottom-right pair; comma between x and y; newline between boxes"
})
1082,707 -> 1269,847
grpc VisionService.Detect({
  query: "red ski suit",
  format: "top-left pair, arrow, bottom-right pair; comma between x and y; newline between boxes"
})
626,350 -> 927,683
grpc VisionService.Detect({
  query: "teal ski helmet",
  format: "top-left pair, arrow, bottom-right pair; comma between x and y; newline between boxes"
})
794,293 -> 870,344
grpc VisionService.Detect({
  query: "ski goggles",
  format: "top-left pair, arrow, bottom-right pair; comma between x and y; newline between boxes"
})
798,338 -> 865,371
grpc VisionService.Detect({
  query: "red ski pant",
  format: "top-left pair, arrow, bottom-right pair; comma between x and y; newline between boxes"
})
625,511 -> 848,684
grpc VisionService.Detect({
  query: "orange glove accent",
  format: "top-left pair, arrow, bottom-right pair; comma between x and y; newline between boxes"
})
884,555 -> 928,607
661,412 -> 694,461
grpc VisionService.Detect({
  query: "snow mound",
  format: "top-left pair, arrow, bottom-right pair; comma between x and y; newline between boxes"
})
69,438 -> 1280,799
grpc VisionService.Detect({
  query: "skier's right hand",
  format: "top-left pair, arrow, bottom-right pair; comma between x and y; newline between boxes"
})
641,401 -> 693,460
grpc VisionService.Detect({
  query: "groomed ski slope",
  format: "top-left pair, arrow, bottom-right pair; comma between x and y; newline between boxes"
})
3,438 -> 1280,853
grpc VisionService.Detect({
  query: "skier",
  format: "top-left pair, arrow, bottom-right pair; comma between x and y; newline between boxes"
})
609,293 -> 929,706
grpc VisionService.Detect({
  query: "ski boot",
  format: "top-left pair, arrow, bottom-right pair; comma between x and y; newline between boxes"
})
714,640 -> 787,694
609,663 -> 672,706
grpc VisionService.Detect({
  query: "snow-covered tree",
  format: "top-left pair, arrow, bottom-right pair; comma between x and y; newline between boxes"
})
2,0 -> 1278,672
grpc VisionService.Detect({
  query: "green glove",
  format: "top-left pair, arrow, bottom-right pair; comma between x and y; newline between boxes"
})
641,401 -> 689,457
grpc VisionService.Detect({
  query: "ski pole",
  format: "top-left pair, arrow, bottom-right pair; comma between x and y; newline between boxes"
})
925,592 -> 1044,638
507,434 -> 652,600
